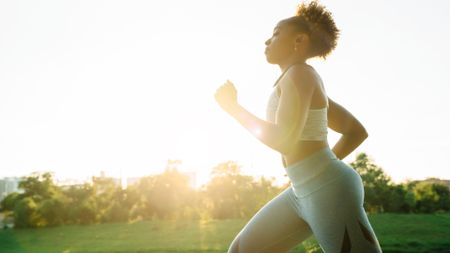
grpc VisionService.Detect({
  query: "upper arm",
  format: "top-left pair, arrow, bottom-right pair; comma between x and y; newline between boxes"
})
275,66 -> 317,141
327,97 -> 368,136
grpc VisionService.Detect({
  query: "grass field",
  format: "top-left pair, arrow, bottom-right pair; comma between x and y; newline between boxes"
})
1,213 -> 449,253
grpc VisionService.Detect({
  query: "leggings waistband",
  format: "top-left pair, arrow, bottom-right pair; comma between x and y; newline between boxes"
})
284,147 -> 340,190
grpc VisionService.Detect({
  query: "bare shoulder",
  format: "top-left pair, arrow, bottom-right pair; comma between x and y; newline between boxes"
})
281,64 -> 319,92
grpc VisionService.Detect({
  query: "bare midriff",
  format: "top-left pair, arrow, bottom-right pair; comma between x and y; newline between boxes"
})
283,140 -> 329,167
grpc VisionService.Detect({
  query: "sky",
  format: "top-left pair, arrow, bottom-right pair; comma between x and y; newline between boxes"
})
1,0 -> 450,187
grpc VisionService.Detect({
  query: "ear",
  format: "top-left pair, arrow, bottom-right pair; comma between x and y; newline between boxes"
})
295,34 -> 306,44
294,33 -> 310,52
293,34 -> 304,51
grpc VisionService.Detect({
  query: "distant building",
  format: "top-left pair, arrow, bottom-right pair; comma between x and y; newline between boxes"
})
55,172 -> 142,191
55,177 -> 90,187
0,177 -> 22,201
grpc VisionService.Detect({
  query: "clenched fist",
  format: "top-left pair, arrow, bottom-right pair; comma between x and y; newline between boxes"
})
214,80 -> 239,114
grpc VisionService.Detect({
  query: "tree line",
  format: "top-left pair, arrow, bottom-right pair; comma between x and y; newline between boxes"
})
1,153 -> 449,228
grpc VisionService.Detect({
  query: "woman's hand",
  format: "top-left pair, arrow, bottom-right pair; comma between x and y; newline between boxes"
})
214,80 -> 239,115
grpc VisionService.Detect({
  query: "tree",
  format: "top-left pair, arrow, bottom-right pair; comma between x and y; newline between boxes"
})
413,180 -> 450,213
203,161 -> 281,219
19,172 -> 58,201
10,172 -> 66,227
240,176 -> 282,217
383,184 -> 416,213
132,160 -> 196,220
13,197 -> 40,228
0,192 -> 20,212
101,188 -> 132,223
38,197 -> 66,226
350,153 -> 392,213
63,183 -> 97,224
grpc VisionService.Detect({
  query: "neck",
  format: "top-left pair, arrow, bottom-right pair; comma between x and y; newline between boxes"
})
278,55 -> 308,72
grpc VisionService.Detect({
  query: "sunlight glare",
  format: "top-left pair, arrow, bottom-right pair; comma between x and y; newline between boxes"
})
253,127 -> 262,136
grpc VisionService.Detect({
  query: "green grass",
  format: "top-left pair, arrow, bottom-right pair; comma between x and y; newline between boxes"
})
368,213 -> 450,253
1,213 -> 449,253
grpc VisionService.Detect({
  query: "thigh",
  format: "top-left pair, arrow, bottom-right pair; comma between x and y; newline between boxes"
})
228,187 -> 313,253
308,205 -> 382,253
302,166 -> 382,253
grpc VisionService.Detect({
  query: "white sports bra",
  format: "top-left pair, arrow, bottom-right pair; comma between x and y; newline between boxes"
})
266,64 -> 328,141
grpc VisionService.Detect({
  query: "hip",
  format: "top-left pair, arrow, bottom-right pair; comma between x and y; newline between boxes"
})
284,147 -> 363,199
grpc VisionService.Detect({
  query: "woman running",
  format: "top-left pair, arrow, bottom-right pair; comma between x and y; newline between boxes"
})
214,1 -> 383,253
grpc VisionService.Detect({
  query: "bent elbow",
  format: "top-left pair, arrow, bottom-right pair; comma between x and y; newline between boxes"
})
350,119 -> 368,139
356,127 -> 368,141
346,123 -> 368,141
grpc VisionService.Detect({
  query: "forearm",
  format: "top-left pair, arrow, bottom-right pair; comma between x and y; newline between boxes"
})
332,131 -> 368,160
227,104 -> 293,154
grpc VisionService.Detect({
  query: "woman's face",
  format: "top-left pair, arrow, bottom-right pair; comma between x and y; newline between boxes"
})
264,21 -> 298,64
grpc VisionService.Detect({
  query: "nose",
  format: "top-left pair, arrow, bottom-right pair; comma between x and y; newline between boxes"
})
265,38 -> 271,46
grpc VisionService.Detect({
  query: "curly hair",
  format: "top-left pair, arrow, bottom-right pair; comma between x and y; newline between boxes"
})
291,1 -> 340,59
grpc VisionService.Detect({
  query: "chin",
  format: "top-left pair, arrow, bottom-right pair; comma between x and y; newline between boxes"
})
265,55 -> 278,64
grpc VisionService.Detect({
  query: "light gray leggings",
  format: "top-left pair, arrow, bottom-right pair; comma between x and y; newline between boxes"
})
227,147 -> 383,253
